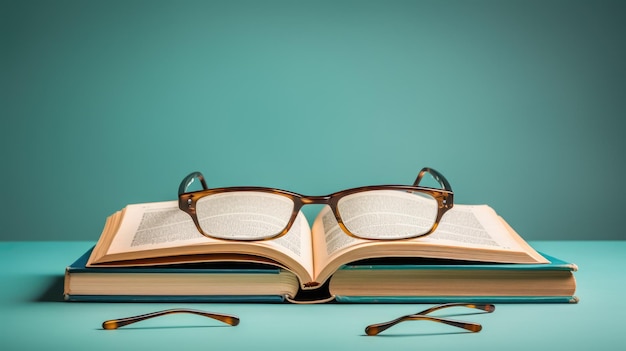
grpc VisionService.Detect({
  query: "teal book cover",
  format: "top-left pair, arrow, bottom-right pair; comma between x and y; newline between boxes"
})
64,247 -> 297,302
330,253 -> 578,304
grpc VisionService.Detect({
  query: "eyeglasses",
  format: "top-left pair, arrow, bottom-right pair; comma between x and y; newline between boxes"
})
365,303 -> 495,336
178,167 -> 454,241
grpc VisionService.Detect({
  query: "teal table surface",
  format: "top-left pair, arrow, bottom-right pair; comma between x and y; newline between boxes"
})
1,241 -> 624,351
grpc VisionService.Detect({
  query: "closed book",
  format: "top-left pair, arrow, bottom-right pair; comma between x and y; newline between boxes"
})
330,253 -> 578,303
64,247 -> 299,302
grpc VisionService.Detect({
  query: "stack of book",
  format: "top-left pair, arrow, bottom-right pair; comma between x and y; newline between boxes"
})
64,201 -> 578,303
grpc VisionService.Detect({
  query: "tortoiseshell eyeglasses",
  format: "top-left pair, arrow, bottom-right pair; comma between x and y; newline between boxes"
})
178,167 -> 454,241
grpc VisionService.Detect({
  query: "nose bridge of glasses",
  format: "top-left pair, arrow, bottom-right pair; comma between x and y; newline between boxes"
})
300,195 -> 331,205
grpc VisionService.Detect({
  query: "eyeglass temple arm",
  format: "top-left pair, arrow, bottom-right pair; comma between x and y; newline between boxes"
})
413,167 -> 453,191
415,302 -> 495,315
364,303 -> 495,336
181,169 -> 450,194
178,171 -> 209,196
365,315 -> 482,335
102,309 -> 240,330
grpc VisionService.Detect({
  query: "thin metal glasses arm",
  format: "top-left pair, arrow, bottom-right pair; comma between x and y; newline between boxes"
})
365,303 -> 495,336
102,308 -> 240,330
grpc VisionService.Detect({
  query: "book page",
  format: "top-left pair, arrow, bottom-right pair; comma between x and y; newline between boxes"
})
107,202 -> 210,253
314,204 -> 524,257
420,205 -> 522,250
311,203 -> 544,283
99,201 -> 314,280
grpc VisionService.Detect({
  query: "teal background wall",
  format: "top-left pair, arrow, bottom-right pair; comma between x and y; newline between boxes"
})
2,0 -> 624,241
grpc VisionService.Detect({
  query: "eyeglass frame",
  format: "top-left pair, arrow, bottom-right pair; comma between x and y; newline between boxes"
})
178,167 -> 454,242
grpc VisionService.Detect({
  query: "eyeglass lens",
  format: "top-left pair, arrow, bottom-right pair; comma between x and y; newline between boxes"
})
337,189 -> 438,240
196,191 -> 295,240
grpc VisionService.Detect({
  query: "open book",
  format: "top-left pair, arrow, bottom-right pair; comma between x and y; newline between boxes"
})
87,200 -> 548,290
